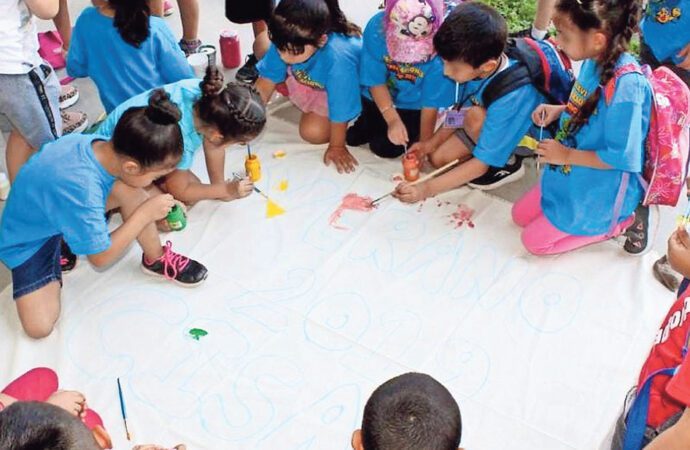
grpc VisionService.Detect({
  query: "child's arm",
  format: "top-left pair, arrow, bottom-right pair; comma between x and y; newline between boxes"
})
536,139 -> 612,170
164,169 -> 252,204
370,85 -> 408,145
419,108 -> 438,142
87,194 -> 174,268
643,408 -> 690,449
255,77 -> 276,104
410,125 -> 456,157
25,0 -> 59,19
394,157 -> 487,203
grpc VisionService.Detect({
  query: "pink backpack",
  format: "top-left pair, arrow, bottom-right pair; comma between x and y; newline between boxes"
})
38,30 -> 66,70
605,64 -> 690,207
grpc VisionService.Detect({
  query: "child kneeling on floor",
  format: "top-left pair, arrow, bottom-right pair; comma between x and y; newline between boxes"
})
255,0 -> 363,174
394,3 -> 548,203
0,90 -> 208,339
98,66 -> 266,207
610,228 -> 690,450
513,0 -> 651,255
351,373 -> 463,450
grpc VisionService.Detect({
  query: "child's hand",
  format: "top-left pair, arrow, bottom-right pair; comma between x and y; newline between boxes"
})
393,182 -> 428,204
387,118 -> 409,146
536,139 -> 570,166
324,145 -> 358,174
668,228 -> 690,278
677,43 -> 690,70
140,194 -> 176,222
409,140 -> 435,157
47,390 -> 87,418
226,178 -> 254,200
531,104 -> 562,127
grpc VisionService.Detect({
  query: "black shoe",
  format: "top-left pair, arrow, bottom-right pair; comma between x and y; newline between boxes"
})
141,241 -> 208,287
468,155 -> 525,190
236,54 -> 259,84
60,239 -> 77,273
624,204 -> 656,256
346,117 -> 371,147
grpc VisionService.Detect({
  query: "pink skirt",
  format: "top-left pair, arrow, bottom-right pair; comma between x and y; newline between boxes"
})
285,68 -> 329,117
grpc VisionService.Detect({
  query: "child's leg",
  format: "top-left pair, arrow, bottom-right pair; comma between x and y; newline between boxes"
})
11,234 -> 64,339
428,106 -> 484,168
521,213 -> 634,255
512,184 -> 543,227
369,108 -> 421,158
2,368 -> 58,402
252,21 -> 270,59
6,130 -> 35,183
53,0 -> 72,51
299,112 -> 330,145
177,0 -> 200,42
346,95 -> 387,148
107,182 -> 164,261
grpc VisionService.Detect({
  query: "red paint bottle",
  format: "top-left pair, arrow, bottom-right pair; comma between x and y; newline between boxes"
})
219,30 -> 242,69
403,153 -> 420,182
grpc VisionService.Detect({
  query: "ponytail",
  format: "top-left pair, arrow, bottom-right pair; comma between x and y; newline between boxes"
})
556,0 -> 642,134
110,0 -> 151,48
113,89 -> 183,168
269,0 -> 360,54
195,66 -> 266,143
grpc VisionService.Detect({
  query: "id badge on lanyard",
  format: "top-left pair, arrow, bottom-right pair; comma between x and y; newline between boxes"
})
444,82 -> 469,128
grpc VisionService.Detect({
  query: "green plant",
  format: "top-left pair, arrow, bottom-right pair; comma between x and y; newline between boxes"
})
479,0 -> 537,32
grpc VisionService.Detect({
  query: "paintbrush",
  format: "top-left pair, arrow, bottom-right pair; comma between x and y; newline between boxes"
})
371,159 -> 462,206
116,378 -> 131,441
232,172 -> 268,200
247,144 -> 252,158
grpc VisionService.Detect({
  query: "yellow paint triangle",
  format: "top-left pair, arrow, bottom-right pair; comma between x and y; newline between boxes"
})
266,198 -> 286,218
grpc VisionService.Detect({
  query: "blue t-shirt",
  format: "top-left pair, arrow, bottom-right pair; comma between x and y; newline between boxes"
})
0,134 -> 116,269
641,0 -> 690,66
257,32 -> 362,123
455,58 -> 546,167
97,79 -> 203,171
67,7 -> 194,113
541,54 -> 652,236
360,12 -> 455,110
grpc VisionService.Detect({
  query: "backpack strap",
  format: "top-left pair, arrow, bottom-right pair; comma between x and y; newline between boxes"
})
604,63 -> 643,105
481,64 -> 533,109
608,172 -> 630,237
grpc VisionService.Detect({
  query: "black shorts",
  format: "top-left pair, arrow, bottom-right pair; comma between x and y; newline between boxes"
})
225,0 -> 275,24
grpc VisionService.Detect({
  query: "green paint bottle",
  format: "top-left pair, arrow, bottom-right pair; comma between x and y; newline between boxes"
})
166,204 -> 187,231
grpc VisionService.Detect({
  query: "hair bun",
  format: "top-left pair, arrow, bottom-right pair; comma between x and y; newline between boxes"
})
145,89 -> 182,125
200,65 -> 225,97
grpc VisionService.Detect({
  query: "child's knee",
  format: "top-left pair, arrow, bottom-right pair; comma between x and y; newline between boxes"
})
21,315 -> 58,339
299,117 -> 329,145
521,228 -> 548,256
464,107 -> 486,142
110,181 -> 148,207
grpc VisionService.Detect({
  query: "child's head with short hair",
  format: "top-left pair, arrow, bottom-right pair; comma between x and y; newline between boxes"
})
0,401 -> 100,450
553,0 -> 642,133
195,66 -> 267,146
433,2 -> 507,83
112,89 -> 183,187
352,373 -> 462,450
268,0 -> 361,65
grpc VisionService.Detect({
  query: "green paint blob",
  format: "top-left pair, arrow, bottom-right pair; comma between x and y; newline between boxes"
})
189,328 -> 208,340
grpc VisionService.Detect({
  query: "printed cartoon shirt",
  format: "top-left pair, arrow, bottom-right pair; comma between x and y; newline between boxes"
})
97,79 -> 203,171
541,53 -> 652,236
0,134 -> 116,269
641,0 -> 690,66
257,32 -> 362,123
637,281 -> 690,429
455,58 -> 546,168
360,12 -> 454,110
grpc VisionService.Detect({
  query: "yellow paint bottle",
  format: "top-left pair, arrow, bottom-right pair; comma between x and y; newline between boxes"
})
245,154 -> 261,182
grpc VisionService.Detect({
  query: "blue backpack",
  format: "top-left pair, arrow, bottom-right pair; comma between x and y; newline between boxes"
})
482,37 -> 575,108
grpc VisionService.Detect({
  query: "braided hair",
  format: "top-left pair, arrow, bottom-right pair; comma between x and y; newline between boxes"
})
556,0 -> 642,134
195,66 -> 267,143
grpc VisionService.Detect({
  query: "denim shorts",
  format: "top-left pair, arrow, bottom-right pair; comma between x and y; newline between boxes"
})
12,234 -> 63,299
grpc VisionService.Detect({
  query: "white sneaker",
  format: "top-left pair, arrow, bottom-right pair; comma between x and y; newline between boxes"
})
59,84 -> 79,110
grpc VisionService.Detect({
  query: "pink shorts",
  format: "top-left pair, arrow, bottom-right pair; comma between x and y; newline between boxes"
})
285,68 -> 329,118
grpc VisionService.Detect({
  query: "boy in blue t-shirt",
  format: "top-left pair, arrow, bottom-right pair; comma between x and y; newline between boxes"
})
395,2 -> 545,203
346,0 -> 455,159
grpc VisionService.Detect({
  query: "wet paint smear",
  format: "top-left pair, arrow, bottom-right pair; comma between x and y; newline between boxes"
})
329,193 -> 376,230
189,328 -> 208,340
448,204 -> 475,229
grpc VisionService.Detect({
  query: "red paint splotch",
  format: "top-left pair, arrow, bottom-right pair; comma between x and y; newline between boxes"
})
329,193 -> 376,230
449,204 -> 475,229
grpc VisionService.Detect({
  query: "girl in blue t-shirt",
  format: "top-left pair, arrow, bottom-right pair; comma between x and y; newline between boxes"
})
67,0 -> 193,113
513,0 -> 652,256
346,0 -> 455,159
98,66 -> 266,209
255,0 -> 363,174
0,91 -> 208,339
